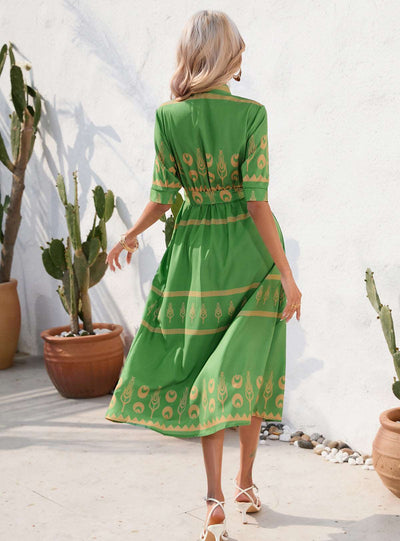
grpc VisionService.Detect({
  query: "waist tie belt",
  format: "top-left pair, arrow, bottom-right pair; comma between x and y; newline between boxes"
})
184,187 -> 246,206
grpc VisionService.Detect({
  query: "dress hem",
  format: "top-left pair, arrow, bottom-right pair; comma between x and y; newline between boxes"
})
104,413 -> 282,439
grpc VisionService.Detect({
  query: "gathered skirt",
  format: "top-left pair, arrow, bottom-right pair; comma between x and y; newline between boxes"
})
105,197 -> 286,438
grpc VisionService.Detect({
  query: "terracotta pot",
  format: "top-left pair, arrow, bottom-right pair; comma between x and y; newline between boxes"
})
40,322 -> 124,398
0,278 -> 21,370
372,407 -> 400,498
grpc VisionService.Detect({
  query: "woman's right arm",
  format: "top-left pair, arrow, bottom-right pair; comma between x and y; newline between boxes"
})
247,200 -> 302,322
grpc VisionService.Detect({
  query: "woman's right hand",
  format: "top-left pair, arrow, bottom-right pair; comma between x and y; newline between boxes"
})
280,272 -> 302,322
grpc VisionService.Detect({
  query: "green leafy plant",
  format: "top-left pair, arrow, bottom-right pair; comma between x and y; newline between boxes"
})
0,42 -> 42,283
365,267 -> 400,400
159,192 -> 184,247
40,170 -> 115,336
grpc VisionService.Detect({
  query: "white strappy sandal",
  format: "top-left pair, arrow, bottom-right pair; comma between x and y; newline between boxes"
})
232,478 -> 262,524
199,497 -> 229,541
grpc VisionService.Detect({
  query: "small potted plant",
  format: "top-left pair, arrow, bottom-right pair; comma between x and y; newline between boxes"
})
40,170 -> 124,398
365,268 -> 400,498
0,42 -> 42,369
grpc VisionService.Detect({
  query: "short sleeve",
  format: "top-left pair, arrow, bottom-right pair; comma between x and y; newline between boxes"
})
240,105 -> 269,202
149,108 -> 183,205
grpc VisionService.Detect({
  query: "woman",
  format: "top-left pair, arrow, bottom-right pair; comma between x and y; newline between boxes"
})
105,9 -> 301,541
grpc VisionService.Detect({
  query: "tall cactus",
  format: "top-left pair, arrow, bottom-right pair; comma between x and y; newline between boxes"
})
40,170 -> 115,336
0,42 -> 42,283
365,268 -> 400,400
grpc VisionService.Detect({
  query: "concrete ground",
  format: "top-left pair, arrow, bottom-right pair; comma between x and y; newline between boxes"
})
1,353 -> 399,541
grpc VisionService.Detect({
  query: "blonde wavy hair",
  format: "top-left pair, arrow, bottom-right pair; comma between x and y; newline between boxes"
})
170,10 -> 245,102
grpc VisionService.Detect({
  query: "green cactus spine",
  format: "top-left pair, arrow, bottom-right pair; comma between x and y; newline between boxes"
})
41,170 -> 115,335
365,268 -> 400,400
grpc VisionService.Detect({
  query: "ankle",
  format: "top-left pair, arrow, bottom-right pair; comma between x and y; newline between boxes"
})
236,473 -> 253,487
206,491 -> 224,502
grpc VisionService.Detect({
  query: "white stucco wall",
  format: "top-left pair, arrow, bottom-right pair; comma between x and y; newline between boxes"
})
1,0 -> 399,453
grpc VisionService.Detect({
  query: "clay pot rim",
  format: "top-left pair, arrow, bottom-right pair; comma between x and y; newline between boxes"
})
0,278 -> 18,288
380,407 -> 400,433
40,322 -> 123,343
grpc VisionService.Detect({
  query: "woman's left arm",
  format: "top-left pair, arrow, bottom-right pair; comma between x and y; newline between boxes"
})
106,201 -> 171,271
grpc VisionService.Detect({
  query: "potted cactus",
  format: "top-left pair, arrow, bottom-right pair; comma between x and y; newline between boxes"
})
365,268 -> 400,498
40,170 -> 124,398
0,42 -> 42,369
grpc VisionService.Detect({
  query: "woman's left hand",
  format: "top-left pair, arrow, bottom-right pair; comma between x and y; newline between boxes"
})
106,243 -> 133,272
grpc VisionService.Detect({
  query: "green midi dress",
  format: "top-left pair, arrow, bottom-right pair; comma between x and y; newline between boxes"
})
105,83 -> 287,438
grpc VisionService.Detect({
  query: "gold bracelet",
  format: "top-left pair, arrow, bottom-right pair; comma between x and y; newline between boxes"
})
119,233 -> 139,253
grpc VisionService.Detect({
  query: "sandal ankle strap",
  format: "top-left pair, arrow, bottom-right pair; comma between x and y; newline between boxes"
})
204,496 -> 225,504
232,478 -> 260,505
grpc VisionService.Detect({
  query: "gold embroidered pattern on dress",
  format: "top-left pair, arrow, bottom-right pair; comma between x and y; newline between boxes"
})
143,274 -> 284,333
237,310 -> 283,318
177,387 -> 189,423
149,387 -> 161,418
140,320 -> 231,336
150,278 -> 280,298
242,173 -> 269,184
175,213 -> 250,227
218,371 -> 228,412
120,376 -> 135,413
183,152 -> 193,165
263,372 -> 273,410
217,150 -> 227,185
197,148 -> 207,179
200,303 -> 207,323
151,96 -> 270,205
106,371 -> 285,433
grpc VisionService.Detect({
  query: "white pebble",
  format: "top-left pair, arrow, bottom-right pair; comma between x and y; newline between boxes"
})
330,448 -> 338,456
268,434 -> 279,440
356,456 -> 364,465
259,439 -> 266,445
293,440 -> 299,447
365,458 -> 373,465
368,465 -> 374,470
321,451 -> 328,457
362,464 -> 369,470
279,433 -> 291,442
348,458 -> 357,465
325,446 -> 331,451
282,425 -> 292,433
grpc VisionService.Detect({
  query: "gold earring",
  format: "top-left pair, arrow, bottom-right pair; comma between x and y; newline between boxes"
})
233,68 -> 241,81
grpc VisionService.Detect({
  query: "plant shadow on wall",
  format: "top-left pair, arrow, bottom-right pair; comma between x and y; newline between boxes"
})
64,0 -> 155,124
46,1 -> 180,346
0,41 -> 158,356
37,2 -> 166,346
38,102 -> 126,342
36,91 -> 160,350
